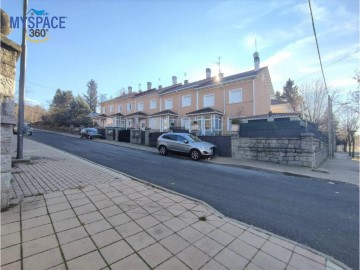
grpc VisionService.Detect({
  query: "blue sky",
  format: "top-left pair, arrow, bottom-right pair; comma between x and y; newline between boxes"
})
2,0 -> 359,108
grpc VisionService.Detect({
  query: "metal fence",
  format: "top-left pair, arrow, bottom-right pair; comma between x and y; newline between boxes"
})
240,120 -> 327,142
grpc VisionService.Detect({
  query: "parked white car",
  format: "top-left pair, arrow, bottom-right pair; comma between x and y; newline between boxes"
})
13,123 -> 33,136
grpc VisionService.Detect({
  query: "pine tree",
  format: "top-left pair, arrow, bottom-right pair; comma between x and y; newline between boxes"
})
84,79 -> 98,112
282,78 -> 302,111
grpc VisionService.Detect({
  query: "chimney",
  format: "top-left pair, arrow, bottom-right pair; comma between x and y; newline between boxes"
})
184,80 -> 189,85
253,51 -> 260,71
172,76 -> 177,85
147,82 -> 152,90
128,86 -> 132,93
158,85 -> 162,90
206,68 -> 211,79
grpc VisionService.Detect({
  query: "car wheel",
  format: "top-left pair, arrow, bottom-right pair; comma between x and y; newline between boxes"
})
89,136 -> 93,140
158,145 -> 167,155
190,149 -> 201,161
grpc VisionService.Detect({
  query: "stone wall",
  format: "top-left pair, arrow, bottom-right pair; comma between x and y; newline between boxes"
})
232,133 -> 328,168
1,35 -> 21,209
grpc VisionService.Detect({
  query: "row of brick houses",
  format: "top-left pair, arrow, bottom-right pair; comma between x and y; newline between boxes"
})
98,52 -> 275,135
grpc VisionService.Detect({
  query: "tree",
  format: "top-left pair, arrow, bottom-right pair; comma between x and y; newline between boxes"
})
336,71 -> 360,157
68,96 -> 92,126
51,89 -> 73,110
84,79 -> 98,112
14,103 -> 48,124
275,91 -> 282,100
282,78 -> 302,111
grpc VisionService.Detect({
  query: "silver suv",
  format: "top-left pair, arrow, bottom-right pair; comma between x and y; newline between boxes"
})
157,133 -> 215,161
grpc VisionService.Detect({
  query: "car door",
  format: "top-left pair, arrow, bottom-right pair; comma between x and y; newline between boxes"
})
162,134 -> 177,151
174,135 -> 191,153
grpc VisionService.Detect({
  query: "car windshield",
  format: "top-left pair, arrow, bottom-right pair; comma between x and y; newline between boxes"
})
87,128 -> 97,132
186,134 -> 202,143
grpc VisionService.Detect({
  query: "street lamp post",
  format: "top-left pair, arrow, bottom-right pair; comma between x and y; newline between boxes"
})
16,0 -> 28,159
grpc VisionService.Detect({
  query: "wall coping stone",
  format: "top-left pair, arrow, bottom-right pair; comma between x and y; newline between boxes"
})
0,35 -> 22,57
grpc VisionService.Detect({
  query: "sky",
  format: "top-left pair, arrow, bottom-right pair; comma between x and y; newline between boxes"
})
2,0 -> 359,109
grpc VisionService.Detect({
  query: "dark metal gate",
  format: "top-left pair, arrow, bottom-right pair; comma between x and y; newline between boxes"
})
198,136 -> 232,157
149,132 -> 165,147
141,131 -> 145,144
118,130 -> 130,142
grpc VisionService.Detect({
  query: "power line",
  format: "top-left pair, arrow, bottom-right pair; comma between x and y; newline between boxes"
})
308,0 -> 328,93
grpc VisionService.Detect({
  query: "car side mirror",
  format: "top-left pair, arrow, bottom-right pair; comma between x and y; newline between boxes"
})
184,140 -> 189,144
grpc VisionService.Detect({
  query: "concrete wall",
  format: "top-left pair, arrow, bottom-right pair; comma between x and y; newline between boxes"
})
1,33 -> 21,208
231,133 -> 328,168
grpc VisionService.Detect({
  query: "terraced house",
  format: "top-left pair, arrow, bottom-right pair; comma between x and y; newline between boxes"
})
99,52 -> 274,135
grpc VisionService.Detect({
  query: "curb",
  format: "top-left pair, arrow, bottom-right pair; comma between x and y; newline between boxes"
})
24,138 -> 353,270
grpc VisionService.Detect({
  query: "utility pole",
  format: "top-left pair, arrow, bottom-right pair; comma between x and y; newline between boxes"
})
328,95 -> 332,157
16,0 -> 28,159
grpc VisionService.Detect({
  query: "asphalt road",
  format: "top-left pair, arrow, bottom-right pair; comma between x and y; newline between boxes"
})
29,130 -> 359,269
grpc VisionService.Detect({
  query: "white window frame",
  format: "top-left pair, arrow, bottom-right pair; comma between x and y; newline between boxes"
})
127,102 -> 132,112
182,95 -> 191,107
229,89 -> 242,104
181,117 -> 190,130
109,105 -> 114,113
137,102 -> 144,112
117,104 -> 123,113
204,93 -> 214,107
165,99 -> 173,110
150,99 -> 157,109
102,107 -> 106,113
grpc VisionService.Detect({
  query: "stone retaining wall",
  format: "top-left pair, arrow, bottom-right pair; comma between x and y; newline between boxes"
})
232,133 -> 328,168
1,34 -> 21,209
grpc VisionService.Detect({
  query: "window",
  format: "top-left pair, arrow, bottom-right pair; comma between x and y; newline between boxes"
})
102,107 -> 106,113
110,105 -> 114,113
182,95 -> 191,107
181,118 -> 190,130
150,100 -> 157,109
204,94 -> 214,107
127,103 -> 132,112
137,102 -> 144,112
163,134 -> 176,140
117,104 -> 123,113
165,99 -> 173,109
176,135 -> 186,142
229,89 -> 242,104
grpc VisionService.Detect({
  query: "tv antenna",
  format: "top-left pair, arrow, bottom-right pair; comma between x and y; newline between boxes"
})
215,56 -> 222,76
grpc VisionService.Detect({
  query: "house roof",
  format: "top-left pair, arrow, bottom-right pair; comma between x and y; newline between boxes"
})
109,113 -> 124,117
134,88 -> 159,98
158,68 -> 266,95
91,113 -> 108,118
194,68 -> 265,89
240,112 -> 301,120
150,110 -> 178,117
186,107 -> 224,116
125,111 -> 148,117
271,99 -> 290,105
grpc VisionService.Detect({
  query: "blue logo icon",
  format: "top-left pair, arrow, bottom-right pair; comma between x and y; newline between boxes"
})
10,8 -> 67,43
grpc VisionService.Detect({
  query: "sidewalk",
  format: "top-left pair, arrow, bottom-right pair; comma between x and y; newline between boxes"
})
1,138 -> 351,270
